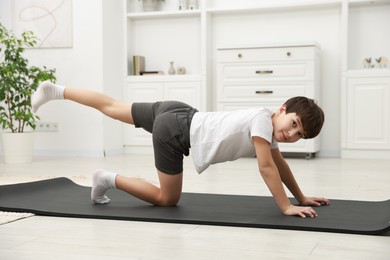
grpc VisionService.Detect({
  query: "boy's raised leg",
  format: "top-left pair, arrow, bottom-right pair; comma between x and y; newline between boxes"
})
32,81 -> 134,124
64,87 -> 134,124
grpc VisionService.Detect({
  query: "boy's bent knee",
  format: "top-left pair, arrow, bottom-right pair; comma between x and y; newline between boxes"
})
156,194 -> 180,207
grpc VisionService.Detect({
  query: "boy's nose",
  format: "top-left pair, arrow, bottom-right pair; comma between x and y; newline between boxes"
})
288,130 -> 297,137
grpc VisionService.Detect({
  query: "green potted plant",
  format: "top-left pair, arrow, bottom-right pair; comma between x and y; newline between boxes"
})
0,22 -> 56,163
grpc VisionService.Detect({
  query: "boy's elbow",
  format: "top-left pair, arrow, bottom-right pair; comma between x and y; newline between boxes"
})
258,163 -> 276,179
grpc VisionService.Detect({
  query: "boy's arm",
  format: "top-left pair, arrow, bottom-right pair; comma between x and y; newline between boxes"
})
271,147 -> 330,207
253,137 -> 318,218
271,148 -> 305,203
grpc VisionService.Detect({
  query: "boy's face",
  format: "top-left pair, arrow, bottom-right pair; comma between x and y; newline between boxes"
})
272,106 -> 306,143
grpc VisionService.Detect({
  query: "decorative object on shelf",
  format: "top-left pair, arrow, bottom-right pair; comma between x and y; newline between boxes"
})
363,57 -> 389,69
133,55 -> 145,75
376,56 -> 388,68
177,66 -> 186,75
134,0 -> 143,12
178,0 -> 187,10
188,0 -> 198,10
168,61 -> 176,75
142,0 -> 164,12
163,0 -> 177,11
363,57 -> 372,69
140,71 -> 164,76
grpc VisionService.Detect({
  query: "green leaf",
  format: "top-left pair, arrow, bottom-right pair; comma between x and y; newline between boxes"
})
0,22 -> 56,132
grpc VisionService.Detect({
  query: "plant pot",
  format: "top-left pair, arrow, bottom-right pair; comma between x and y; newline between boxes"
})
1,132 -> 34,163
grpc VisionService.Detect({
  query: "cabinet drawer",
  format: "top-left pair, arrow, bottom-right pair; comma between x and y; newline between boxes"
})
219,83 -> 310,102
217,46 -> 316,63
220,62 -> 313,81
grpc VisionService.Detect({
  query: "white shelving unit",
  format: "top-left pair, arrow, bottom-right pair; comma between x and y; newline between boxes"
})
123,0 -> 209,149
127,9 -> 201,19
123,0 -> 390,156
340,0 -> 390,158
206,0 -> 341,14
123,0 -> 346,113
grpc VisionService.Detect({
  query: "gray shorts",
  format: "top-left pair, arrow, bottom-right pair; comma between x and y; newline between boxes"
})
131,101 -> 198,175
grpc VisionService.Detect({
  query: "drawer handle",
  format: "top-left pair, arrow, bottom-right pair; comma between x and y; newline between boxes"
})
255,70 -> 273,74
255,90 -> 273,94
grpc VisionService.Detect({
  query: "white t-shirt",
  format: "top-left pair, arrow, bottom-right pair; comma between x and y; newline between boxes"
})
189,108 -> 278,174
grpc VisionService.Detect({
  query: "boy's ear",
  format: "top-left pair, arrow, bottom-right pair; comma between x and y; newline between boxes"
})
279,105 -> 287,113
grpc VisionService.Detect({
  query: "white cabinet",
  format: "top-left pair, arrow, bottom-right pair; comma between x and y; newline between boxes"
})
164,81 -> 201,107
342,70 -> 390,157
216,44 -> 321,156
123,76 -> 201,146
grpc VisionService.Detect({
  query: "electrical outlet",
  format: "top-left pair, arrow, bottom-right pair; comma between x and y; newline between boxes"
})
35,122 -> 59,132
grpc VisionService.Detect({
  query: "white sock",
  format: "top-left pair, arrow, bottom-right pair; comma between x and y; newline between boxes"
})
91,169 -> 117,204
32,81 -> 65,113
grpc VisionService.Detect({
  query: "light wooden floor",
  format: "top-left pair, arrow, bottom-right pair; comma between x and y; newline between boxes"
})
0,155 -> 389,259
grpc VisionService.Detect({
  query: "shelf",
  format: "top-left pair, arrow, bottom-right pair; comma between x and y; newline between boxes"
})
217,41 -> 320,50
126,74 -> 202,83
206,0 -> 341,15
126,0 -> 390,19
127,0 -> 347,19
127,9 -> 201,20
348,69 -> 390,77
349,0 -> 390,7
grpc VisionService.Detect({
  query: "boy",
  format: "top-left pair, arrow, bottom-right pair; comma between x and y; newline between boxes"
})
32,81 -> 330,218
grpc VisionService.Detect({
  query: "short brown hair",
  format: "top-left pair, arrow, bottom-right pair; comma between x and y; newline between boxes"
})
284,96 -> 324,139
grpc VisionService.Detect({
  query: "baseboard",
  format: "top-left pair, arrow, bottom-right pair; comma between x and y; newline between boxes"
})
33,149 -> 105,157
123,145 -> 153,155
316,149 -> 341,158
341,149 -> 390,159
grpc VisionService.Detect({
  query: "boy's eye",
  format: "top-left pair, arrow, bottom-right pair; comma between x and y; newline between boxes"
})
292,120 -> 297,127
298,132 -> 306,139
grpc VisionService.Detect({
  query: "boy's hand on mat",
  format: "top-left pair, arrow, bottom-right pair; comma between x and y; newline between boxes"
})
300,196 -> 331,207
284,205 -> 318,218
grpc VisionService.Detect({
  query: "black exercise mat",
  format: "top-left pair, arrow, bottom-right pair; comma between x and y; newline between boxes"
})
0,178 -> 389,235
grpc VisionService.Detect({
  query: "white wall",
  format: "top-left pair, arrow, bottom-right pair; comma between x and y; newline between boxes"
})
102,0 -> 125,155
0,0 -> 124,157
